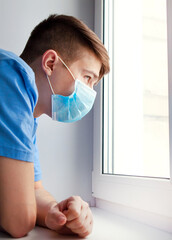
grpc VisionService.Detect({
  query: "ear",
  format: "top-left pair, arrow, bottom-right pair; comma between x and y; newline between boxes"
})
42,50 -> 59,76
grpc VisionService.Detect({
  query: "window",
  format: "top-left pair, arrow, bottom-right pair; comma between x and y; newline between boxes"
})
103,0 -> 170,178
93,0 -> 172,231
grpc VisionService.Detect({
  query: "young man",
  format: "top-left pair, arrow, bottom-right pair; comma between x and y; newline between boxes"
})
0,14 -> 109,238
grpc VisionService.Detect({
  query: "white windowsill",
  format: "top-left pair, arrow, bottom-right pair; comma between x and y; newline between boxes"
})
0,207 -> 172,240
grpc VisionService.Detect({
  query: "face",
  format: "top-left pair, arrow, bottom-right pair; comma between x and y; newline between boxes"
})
50,48 -> 101,96
69,49 -> 101,89
36,48 -> 101,118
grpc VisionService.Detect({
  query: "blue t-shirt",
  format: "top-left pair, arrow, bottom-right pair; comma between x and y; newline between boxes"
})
0,49 -> 42,181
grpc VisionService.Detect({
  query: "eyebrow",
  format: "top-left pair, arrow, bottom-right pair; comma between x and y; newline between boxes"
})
83,69 -> 99,81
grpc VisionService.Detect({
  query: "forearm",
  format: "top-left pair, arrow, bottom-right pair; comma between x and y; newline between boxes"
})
34,182 -> 57,227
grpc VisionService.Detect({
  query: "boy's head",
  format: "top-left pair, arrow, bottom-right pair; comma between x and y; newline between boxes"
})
20,14 -> 110,81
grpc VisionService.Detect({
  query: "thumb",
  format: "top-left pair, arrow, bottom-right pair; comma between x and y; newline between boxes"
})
45,205 -> 67,231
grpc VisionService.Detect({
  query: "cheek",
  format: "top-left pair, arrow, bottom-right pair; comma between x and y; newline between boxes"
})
63,81 -> 75,96
52,69 -> 76,96
69,82 -> 75,94
76,73 -> 83,81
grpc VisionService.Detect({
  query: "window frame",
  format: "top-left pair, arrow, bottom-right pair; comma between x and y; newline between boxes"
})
92,0 -> 172,231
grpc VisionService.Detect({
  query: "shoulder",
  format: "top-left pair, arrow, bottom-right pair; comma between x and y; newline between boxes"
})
0,50 -> 39,162
0,48 -> 33,78
0,49 -> 38,112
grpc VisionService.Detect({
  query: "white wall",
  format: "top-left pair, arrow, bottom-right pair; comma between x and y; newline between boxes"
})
0,0 -> 95,203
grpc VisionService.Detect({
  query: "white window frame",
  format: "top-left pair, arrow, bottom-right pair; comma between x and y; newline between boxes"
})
93,0 -> 172,232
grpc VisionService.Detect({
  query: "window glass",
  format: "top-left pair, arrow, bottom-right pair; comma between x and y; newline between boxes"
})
103,0 -> 170,178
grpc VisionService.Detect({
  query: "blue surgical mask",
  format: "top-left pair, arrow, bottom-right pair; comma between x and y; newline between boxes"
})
46,56 -> 97,123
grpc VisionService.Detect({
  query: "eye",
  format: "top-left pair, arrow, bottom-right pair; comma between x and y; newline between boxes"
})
84,75 -> 91,83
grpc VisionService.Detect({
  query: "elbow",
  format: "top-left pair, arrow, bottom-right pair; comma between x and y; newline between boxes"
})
1,209 -> 36,238
9,217 -> 36,238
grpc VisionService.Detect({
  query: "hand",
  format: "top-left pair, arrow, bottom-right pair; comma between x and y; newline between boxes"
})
45,196 -> 93,238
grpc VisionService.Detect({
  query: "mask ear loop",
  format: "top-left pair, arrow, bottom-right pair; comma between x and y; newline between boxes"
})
46,55 -> 76,95
57,55 -> 76,81
47,75 -> 55,95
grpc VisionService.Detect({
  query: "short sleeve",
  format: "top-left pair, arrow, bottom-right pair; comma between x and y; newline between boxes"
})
33,119 -> 42,181
0,56 -> 38,163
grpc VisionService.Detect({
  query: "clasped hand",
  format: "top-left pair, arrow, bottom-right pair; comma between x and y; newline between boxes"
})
45,196 -> 93,238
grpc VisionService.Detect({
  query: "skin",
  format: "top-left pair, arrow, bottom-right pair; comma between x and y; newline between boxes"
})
33,48 -> 101,117
0,47 -> 101,238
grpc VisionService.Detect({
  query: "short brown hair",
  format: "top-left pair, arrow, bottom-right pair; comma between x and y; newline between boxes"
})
20,14 -> 110,80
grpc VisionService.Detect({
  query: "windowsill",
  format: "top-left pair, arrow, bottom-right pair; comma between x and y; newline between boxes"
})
0,208 -> 172,240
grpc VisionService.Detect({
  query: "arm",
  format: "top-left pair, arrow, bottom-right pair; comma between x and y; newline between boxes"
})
0,157 -> 93,238
34,180 -> 58,227
0,156 -> 36,238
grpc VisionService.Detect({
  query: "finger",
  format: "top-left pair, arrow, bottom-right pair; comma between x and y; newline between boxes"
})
45,213 -> 66,231
75,215 -> 93,238
67,209 -> 93,237
63,196 -> 82,221
45,206 -> 67,231
66,211 -> 87,231
66,201 -> 88,230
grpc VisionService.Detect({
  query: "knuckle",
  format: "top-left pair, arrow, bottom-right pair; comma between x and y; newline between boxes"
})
76,195 -> 82,201
90,219 -> 93,225
71,195 -> 81,202
66,218 -> 83,230
75,219 -> 84,229
73,208 -> 80,218
84,201 -> 89,208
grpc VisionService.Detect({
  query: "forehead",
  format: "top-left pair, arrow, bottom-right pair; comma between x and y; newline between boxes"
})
69,48 -> 102,77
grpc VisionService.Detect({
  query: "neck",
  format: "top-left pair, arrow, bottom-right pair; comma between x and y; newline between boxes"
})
29,59 -> 52,118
